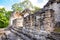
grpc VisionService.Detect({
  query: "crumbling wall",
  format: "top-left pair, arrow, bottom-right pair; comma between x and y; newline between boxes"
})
44,0 -> 60,24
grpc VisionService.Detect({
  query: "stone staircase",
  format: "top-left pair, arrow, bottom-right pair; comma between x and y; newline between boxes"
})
51,32 -> 60,40
9,27 -> 31,40
0,27 -> 59,40
9,26 -> 49,40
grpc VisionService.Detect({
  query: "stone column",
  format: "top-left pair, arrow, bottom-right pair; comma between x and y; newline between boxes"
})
44,9 -> 55,33
30,15 -> 33,29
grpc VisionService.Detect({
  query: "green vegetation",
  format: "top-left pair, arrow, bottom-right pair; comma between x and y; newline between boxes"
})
0,8 -> 12,28
54,27 -> 60,32
12,0 -> 40,12
12,0 -> 33,11
0,0 -> 40,28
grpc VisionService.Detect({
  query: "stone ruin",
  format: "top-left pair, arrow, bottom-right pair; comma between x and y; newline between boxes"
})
0,9 -> 55,40
0,0 -> 60,40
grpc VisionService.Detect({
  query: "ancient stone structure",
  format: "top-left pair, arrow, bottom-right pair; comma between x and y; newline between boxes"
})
44,9 -> 55,33
0,0 -> 60,40
22,9 -> 55,33
44,0 -> 60,27
44,0 -> 60,40
10,11 -> 24,28
0,9 -> 55,40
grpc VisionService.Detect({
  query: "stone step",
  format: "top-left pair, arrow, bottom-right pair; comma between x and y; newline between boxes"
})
10,27 -> 43,40
10,27 -> 49,40
10,27 -> 31,40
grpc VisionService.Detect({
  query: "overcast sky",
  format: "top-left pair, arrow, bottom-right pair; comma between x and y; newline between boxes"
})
0,0 -> 48,11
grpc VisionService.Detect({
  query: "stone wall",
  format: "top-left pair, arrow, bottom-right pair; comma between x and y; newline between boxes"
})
23,9 -> 55,33
44,9 -> 55,32
44,0 -> 60,22
10,11 -> 24,28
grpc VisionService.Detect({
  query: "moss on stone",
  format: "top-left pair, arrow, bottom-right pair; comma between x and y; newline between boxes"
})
54,28 -> 60,32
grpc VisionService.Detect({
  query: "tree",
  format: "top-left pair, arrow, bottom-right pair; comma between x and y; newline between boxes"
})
0,8 -> 12,28
12,0 -> 34,11
33,6 -> 41,12
0,8 -> 5,13
12,3 -> 23,11
20,0 -> 33,9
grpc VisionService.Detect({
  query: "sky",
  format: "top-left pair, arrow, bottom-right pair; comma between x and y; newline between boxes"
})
0,0 -> 48,11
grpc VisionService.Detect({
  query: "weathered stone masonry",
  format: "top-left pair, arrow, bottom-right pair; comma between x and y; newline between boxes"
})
0,0 -> 60,40
23,9 -> 55,33
44,0 -> 60,27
